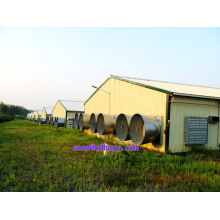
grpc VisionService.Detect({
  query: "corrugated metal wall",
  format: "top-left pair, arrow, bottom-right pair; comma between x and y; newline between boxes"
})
67,112 -> 76,118
169,96 -> 220,153
53,101 -> 66,119
85,78 -> 168,153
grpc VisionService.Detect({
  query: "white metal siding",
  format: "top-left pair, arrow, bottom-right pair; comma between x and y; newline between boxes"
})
169,96 -> 220,153
67,112 -> 76,118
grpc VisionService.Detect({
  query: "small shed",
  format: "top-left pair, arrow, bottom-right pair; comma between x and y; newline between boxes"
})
52,100 -> 84,128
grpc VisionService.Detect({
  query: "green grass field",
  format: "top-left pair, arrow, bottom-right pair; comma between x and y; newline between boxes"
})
0,115 -> 14,123
0,120 -> 219,192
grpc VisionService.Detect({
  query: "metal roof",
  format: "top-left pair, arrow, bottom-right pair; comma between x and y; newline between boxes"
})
59,100 -> 84,112
44,107 -> 53,115
111,75 -> 220,100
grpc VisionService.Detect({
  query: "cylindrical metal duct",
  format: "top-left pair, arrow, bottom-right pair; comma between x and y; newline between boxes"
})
46,116 -> 49,124
116,114 -> 132,141
79,113 -> 90,130
90,113 -> 98,133
53,117 -> 57,126
50,116 -> 54,125
97,114 -> 116,135
129,114 -> 160,146
54,117 -> 57,127
46,116 -> 50,124
55,117 -> 65,128
41,118 -> 46,124
74,113 -> 79,129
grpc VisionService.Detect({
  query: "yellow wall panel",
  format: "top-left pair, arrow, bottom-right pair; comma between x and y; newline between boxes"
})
52,101 -> 66,119
41,108 -> 46,119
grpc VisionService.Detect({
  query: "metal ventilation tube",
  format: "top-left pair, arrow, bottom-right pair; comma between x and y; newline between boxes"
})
49,116 -> 54,125
74,113 -> 79,129
130,114 -> 161,145
97,113 -> 116,135
79,113 -> 90,130
116,114 -> 132,141
55,117 -> 65,128
40,118 -> 46,124
90,113 -> 98,133
52,117 -> 56,126
46,116 -> 50,124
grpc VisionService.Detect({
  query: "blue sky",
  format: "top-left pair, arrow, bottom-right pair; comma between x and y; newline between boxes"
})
0,27 -> 219,110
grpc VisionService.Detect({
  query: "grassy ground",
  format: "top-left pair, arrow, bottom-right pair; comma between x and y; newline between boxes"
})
0,115 -> 14,123
0,120 -> 219,192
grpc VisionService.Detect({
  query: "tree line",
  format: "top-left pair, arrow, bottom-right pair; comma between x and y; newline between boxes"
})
0,102 -> 31,117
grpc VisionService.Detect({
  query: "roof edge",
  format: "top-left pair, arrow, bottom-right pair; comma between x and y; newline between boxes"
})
59,100 -> 85,102
173,93 -> 220,100
111,75 -> 173,95
58,100 -> 85,112
111,74 -> 220,90
85,75 -> 173,105
58,100 -> 67,111
84,77 -> 111,105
